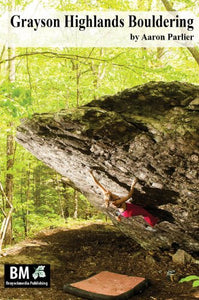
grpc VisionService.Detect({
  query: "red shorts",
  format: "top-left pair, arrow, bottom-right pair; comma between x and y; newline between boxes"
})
121,203 -> 159,227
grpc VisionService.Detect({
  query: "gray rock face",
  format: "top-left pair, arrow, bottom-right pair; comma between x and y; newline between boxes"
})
16,81 -> 199,252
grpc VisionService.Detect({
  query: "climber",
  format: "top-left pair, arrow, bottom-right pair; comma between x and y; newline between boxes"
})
89,170 -> 159,227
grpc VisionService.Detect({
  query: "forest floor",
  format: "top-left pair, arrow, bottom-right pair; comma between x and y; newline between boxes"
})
0,222 -> 198,300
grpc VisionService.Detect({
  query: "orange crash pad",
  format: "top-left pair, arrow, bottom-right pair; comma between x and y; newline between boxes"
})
63,271 -> 149,299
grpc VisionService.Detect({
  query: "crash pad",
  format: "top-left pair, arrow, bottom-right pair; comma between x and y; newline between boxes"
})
63,271 -> 149,299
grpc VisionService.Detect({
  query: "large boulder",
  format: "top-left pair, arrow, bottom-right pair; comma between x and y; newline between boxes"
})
16,81 -> 199,252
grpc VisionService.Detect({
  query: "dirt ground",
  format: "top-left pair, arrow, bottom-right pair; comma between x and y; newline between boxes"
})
0,223 -> 198,300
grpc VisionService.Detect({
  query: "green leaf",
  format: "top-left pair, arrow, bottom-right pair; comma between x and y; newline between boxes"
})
193,280 -> 199,288
179,275 -> 199,283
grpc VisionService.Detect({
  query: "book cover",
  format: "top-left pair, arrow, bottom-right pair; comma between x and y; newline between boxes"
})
0,0 -> 198,299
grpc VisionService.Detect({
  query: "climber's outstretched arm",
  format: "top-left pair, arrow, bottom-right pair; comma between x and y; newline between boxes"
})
89,170 -> 108,194
113,178 -> 138,206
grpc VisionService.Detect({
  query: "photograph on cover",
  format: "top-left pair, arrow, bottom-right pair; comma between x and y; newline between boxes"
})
0,0 -> 198,299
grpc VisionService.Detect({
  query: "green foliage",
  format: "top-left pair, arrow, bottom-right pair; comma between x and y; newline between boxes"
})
53,0 -> 136,11
179,275 -> 199,287
9,152 -> 103,241
0,82 -> 33,118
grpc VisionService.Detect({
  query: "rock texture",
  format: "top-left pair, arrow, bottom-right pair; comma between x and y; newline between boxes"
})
16,81 -> 199,252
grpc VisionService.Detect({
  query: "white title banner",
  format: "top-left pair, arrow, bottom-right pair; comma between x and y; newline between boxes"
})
1,8 -> 199,47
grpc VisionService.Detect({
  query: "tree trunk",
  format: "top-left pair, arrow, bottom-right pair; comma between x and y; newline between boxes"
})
33,167 -> 41,207
91,49 -> 105,100
73,190 -> 78,219
61,180 -> 70,219
0,182 -> 14,251
160,0 -> 199,66
5,128 -> 15,245
3,0 -> 16,246
26,48 -> 32,97
56,174 -> 65,220
76,57 -> 80,107
24,164 -> 31,236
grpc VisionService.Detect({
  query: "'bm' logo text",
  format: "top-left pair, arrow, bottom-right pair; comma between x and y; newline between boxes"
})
10,266 -> 30,279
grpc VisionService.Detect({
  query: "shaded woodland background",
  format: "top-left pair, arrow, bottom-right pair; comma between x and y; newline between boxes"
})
0,0 -> 199,246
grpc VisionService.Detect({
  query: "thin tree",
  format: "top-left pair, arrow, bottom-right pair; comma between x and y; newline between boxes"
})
161,0 -> 199,66
4,0 -> 16,245
0,182 -> 14,252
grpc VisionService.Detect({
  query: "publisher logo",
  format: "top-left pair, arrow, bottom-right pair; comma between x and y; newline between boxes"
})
4,264 -> 50,288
